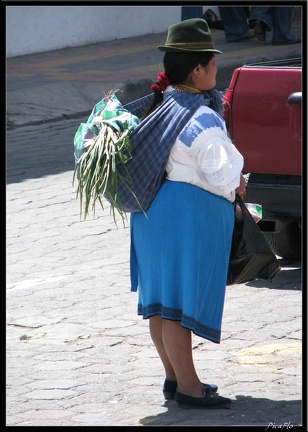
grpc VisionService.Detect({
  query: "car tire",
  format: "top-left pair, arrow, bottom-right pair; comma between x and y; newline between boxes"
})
261,214 -> 301,260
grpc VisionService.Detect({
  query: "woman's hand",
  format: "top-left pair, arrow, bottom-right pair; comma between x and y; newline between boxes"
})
235,173 -> 247,199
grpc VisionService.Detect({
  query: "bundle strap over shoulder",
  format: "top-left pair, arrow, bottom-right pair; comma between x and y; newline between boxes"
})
106,89 -> 222,213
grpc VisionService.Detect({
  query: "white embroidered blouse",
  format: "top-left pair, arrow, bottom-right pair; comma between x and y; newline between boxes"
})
165,94 -> 244,203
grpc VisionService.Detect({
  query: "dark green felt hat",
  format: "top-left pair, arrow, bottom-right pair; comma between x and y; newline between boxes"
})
157,18 -> 222,54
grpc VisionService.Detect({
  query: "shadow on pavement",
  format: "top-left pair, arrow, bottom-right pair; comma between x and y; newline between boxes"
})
6,117 -> 80,184
245,258 -> 301,291
139,395 -> 302,427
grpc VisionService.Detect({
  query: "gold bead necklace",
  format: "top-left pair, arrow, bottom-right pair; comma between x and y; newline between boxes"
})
173,84 -> 201,94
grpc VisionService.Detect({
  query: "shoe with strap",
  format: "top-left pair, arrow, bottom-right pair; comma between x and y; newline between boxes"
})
174,384 -> 231,408
163,379 -> 218,400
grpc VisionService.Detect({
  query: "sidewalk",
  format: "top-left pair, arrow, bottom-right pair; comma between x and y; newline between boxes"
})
6,12 -> 303,428
6,11 -> 302,129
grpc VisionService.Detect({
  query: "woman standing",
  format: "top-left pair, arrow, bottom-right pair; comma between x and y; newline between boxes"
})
130,18 -> 246,408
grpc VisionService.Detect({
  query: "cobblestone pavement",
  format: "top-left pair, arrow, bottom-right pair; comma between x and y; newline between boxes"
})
6,118 -> 303,427
6,7 -> 304,426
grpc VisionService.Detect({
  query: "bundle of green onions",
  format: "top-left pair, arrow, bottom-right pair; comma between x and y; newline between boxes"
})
73,92 -> 140,224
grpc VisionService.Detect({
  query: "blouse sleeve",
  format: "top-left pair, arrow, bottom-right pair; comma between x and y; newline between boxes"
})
180,105 -> 244,193
188,112 -> 244,193
197,132 -> 244,193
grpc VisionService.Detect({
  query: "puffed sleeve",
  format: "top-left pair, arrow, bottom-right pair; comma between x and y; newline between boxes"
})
197,133 -> 244,193
183,108 -> 244,193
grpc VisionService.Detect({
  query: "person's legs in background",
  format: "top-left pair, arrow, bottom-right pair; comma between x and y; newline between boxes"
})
271,7 -> 301,45
249,6 -> 273,41
219,7 -> 253,42
181,6 -> 203,21
249,6 -> 300,45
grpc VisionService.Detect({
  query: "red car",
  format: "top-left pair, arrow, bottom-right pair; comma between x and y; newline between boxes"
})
223,58 -> 302,259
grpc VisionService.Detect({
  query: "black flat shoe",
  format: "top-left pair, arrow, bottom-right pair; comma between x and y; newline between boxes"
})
174,384 -> 231,408
163,379 -> 218,400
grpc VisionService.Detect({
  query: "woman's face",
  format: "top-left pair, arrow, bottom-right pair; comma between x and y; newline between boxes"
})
199,57 -> 217,90
187,56 -> 217,91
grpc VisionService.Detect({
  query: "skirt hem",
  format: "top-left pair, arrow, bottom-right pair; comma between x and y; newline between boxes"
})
138,303 -> 221,343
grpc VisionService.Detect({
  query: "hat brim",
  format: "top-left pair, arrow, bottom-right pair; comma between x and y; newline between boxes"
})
157,46 -> 223,54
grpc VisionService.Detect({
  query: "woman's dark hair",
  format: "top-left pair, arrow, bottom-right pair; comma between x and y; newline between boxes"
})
141,51 -> 214,120
164,51 -> 214,85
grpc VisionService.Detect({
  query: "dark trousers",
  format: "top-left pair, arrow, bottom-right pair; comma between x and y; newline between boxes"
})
181,6 -> 203,21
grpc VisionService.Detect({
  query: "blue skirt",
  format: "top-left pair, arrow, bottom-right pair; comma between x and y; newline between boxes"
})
130,180 -> 234,343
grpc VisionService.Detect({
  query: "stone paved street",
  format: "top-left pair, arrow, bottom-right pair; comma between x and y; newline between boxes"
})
6,118 -> 302,427
6,8 -> 304,425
